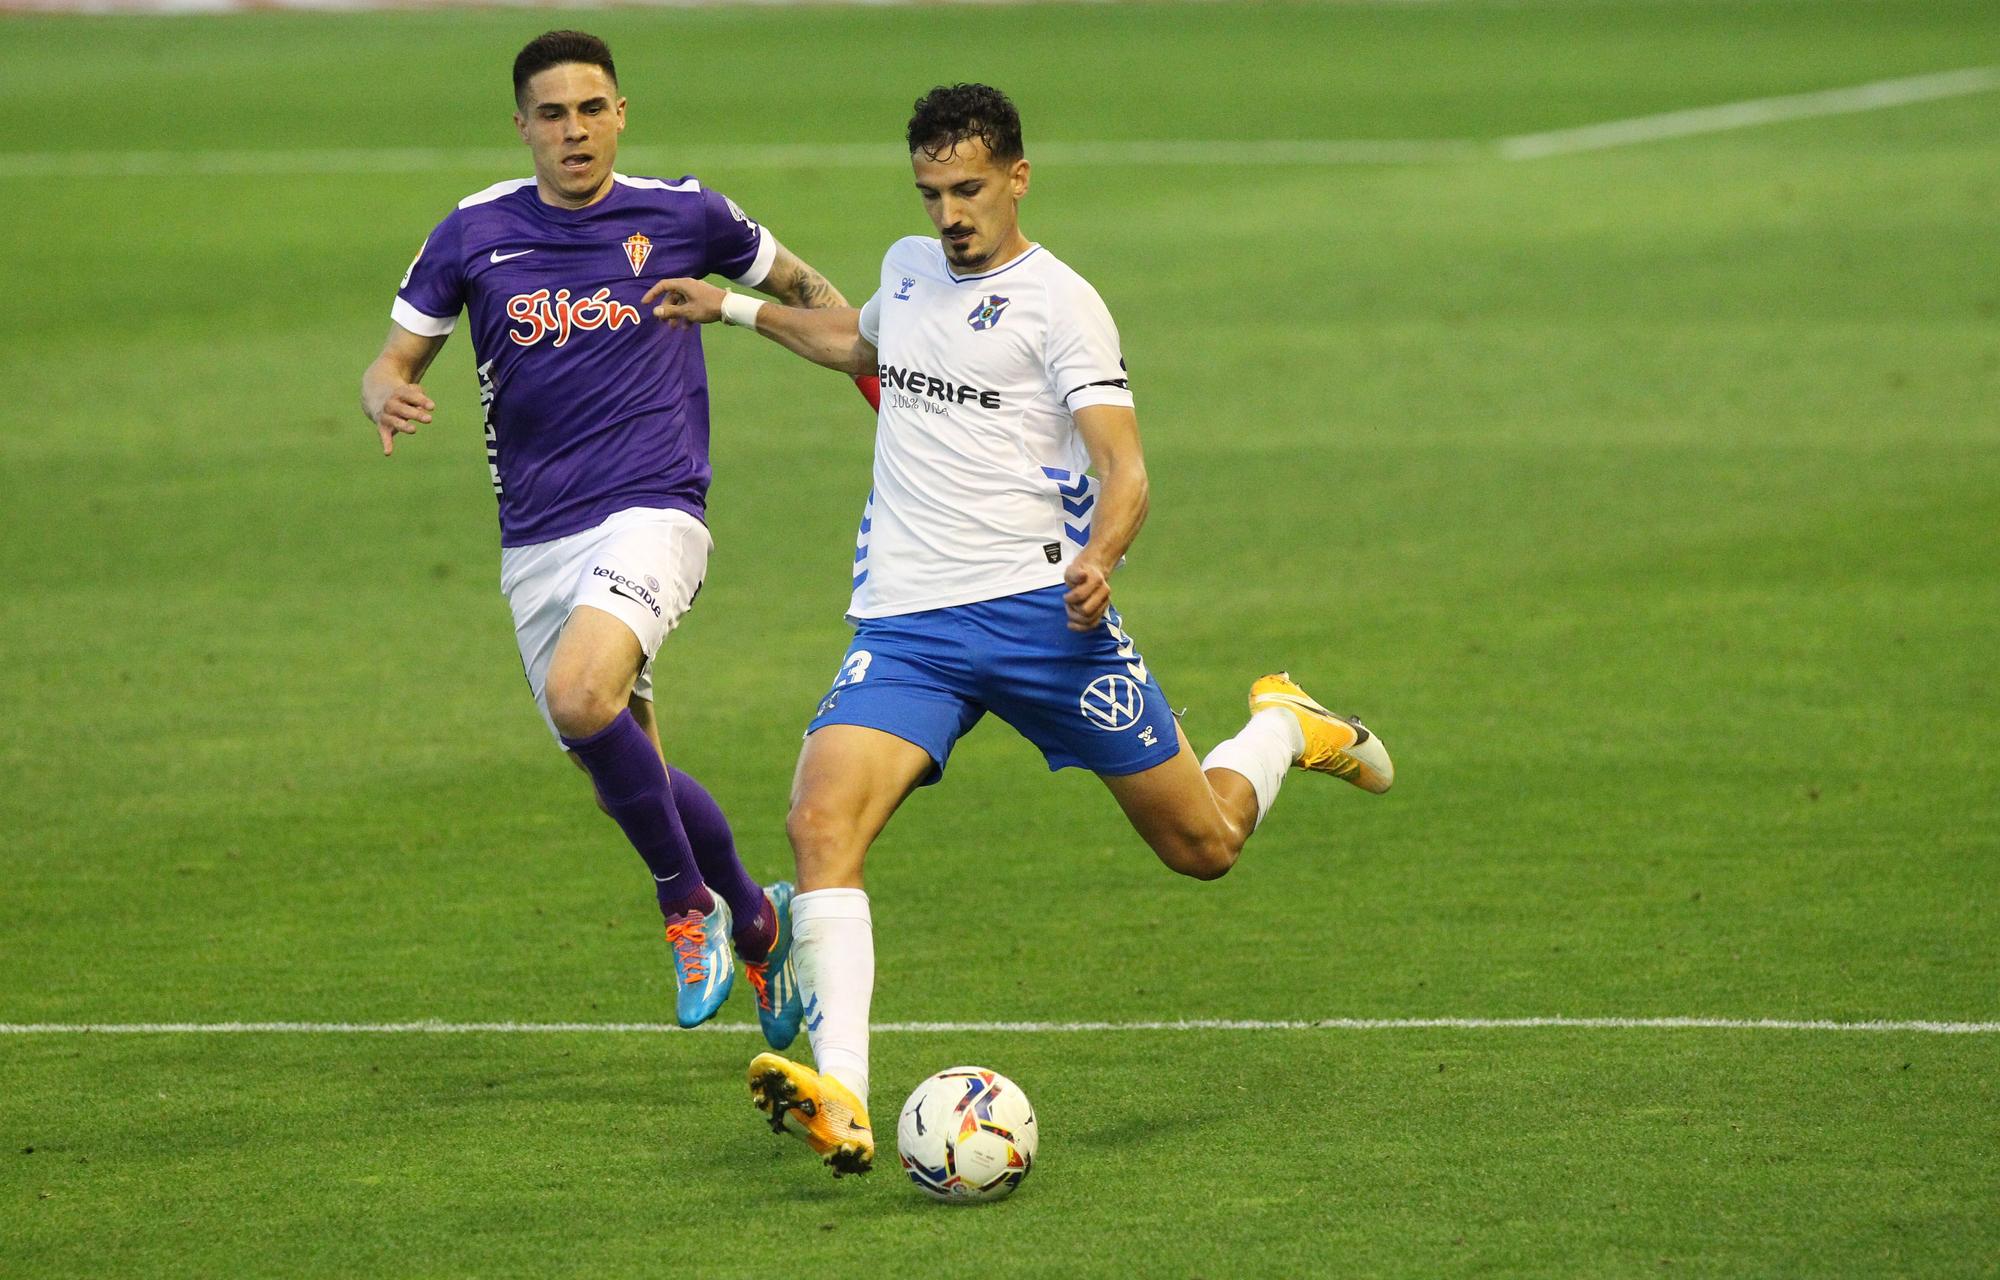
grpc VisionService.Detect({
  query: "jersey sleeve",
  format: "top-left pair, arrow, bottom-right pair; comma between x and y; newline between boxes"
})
701,186 -> 777,289
391,212 -> 464,337
1045,275 -> 1133,412
858,290 -> 884,346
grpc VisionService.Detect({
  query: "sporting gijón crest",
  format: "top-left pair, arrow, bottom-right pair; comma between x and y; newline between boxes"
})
622,232 -> 653,275
967,294 -> 1010,330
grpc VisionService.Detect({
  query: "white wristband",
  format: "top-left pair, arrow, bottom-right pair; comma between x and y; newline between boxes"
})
720,290 -> 766,330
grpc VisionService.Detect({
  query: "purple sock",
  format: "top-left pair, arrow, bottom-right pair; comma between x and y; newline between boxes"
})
561,711 -> 711,917
669,767 -> 775,961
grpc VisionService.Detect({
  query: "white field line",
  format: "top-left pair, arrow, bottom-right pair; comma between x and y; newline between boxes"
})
0,67 -> 1991,180
2,1017 -> 1995,1035
1498,66 -> 2000,159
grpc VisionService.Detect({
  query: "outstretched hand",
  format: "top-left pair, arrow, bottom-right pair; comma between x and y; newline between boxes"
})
1063,558 -> 1113,632
374,383 -> 434,456
644,277 -> 726,328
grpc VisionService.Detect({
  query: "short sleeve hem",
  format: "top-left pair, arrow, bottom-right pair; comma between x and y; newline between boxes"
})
1065,384 -> 1135,412
391,297 -> 456,337
728,226 -> 777,289
858,291 -> 883,346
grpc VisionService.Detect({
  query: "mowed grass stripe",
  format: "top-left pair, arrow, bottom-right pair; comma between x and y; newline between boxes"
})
0,138 -> 1472,179
5,1017 -> 1996,1034
3,65 -> 1991,180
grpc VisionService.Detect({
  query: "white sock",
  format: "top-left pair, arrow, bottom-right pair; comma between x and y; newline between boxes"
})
790,887 -> 874,1111
1201,707 -> 1303,829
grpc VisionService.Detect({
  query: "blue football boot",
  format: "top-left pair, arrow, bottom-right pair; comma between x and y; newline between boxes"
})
743,881 -> 804,1049
664,895 -> 734,1029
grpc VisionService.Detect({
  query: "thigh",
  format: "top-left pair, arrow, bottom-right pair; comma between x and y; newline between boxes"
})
546,602 -> 647,712
806,618 -> 985,786
788,724 -> 937,889
500,538 -> 575,741
501,509 -> 711,742
573,509 -> 712,679
1096,723 -> 1239,860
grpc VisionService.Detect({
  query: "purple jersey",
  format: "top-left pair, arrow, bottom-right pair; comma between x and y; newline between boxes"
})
392,174 -> 774,546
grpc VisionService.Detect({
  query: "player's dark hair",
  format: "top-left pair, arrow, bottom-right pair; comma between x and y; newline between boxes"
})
513,30 -> 617,104
907,83 -> 1024,162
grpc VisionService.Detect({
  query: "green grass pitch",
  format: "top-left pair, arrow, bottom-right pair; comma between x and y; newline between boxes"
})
2,0 -> 1997,1274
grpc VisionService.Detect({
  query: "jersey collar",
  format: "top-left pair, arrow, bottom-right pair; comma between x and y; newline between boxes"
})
944,243 -> 1042,284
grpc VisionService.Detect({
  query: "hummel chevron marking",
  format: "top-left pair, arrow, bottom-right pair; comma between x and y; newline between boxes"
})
1063,494 -> 1095,517
1065,523 -> 1091,545
1041,466 -> 1091,499
1107,621 -> 1148,681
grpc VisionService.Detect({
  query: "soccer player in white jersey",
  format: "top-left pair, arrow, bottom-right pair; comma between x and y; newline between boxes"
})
649,84 -> 1393,1176
358,32 -> 878,1041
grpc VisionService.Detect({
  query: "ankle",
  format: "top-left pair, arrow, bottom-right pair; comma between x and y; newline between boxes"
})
658,882 -> 715,920
734,901 -> 777,962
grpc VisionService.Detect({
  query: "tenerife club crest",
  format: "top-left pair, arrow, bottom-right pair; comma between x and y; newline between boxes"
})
967,294 -> 1011,331
623,233 -> 653,276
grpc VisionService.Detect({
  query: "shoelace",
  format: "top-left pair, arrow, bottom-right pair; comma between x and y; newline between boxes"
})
744,961 -> 772,1010
664,917 -> 709,985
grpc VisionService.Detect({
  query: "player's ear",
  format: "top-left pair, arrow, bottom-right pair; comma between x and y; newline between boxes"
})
513,110 -> 529,144
1012,158 -> 1031,198
615,96 -> 627,134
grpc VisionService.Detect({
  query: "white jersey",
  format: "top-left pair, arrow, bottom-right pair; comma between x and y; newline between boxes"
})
849,236 -> 1134,618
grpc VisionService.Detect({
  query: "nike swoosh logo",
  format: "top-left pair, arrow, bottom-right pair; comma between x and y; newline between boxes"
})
490,249 -> 534,263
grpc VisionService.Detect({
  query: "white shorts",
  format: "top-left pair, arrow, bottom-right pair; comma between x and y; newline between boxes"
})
499,506 -> 713,744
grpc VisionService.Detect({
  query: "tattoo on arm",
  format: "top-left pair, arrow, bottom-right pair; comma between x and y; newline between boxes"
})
763,250 -> 848,310
788,267 -> 842,310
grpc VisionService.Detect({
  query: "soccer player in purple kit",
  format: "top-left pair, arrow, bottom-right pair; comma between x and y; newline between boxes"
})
358,31 -> 872,1039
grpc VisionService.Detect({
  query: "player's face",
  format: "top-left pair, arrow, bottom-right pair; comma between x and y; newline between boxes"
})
912,138 -> 1031,273
514,64 -> 626,208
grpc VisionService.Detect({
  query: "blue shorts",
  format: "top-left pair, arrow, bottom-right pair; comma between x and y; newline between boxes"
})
807,585 -> 1181,784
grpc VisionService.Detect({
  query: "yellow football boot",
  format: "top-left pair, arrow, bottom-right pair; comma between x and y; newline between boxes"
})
1248,672 -> 1395,794
748,1052 -> 875,1176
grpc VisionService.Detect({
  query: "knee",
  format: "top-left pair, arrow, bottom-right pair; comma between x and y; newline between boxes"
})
546,675 -> 623,740
1154,830 -> 1238,882
786,802 -> 867,886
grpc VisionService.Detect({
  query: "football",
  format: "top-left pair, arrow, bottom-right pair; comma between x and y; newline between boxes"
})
896,1066 -> 1038,1202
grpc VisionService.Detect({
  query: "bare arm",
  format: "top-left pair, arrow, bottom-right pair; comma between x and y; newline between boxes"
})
753,241 -> 849,311
360,323 -> 448,456
1062,403 -> 1150,631
644,276 -> 877,377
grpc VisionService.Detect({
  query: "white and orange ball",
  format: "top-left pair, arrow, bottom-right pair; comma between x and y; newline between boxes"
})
896,1066 -> 1038,1202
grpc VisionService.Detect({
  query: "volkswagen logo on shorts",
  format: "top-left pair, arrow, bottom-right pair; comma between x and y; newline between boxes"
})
1080,674 -> 1144,731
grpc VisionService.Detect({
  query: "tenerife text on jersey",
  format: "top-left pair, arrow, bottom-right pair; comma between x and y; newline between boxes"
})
877,363 -> 1003,410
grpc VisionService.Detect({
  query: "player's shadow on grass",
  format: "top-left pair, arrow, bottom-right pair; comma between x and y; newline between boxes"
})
1066,1105 -> 1205,1153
